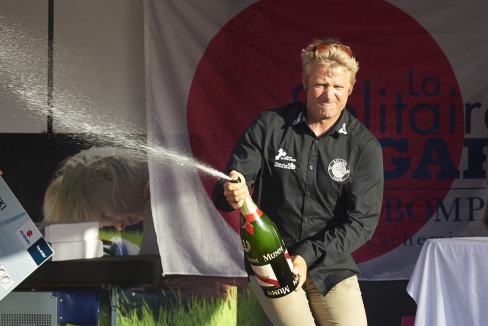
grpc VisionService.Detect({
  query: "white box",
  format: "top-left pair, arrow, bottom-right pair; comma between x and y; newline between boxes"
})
50,239 -> 104,261
41,221 -> 100,243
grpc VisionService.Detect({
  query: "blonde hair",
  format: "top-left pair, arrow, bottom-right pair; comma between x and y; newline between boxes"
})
301,38 -> 359,91
43,147 -> 149,223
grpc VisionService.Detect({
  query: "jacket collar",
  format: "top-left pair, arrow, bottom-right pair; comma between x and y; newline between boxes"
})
292,103 -> 350,136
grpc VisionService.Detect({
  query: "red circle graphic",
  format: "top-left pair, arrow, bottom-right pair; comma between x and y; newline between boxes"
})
187,0 -> 464,263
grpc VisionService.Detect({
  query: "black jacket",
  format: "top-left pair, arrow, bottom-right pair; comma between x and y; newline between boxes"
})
213,102 -> 384,295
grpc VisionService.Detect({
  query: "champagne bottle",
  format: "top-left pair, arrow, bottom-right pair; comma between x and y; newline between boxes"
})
238,195 -> 299,298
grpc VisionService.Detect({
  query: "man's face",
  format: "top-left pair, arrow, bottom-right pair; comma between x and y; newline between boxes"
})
304,62 -> 352,124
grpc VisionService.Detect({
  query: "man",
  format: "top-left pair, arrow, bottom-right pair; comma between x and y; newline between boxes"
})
213,38 -> 384,325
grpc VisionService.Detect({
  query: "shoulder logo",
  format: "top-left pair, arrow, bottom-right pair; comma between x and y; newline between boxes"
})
328,158 -> 350,182
274,148 -> 296,170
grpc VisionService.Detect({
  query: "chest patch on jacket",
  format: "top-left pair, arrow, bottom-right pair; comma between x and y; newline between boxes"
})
274,148 -> 296,170
328,158 -> 350,182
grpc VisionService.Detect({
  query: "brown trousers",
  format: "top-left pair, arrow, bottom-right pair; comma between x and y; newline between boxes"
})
250,274 -> 367,326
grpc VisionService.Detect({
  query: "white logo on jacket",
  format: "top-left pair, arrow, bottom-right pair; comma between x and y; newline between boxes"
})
274,148 -> 296,170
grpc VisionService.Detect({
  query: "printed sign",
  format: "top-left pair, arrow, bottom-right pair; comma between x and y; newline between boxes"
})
0,177 -> 53,301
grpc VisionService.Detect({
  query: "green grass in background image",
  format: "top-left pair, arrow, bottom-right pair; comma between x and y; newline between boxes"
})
99,228 -> 143,248
92,228 -> 266,325
90,284 -> 265,326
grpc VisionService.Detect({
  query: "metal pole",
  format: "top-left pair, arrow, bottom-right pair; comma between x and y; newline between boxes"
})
47,0 -> 54,134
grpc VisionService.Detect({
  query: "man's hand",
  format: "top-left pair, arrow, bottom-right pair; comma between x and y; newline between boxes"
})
223,170 -> 249,209
291,255 -> 307,291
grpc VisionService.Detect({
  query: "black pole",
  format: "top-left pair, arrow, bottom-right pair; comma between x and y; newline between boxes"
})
47,0 -> 54,133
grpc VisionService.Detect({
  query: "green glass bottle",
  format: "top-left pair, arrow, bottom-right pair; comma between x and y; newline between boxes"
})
239,195 -> 299,298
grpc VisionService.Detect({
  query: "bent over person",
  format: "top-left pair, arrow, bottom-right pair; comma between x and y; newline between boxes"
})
213,38 -> 384,325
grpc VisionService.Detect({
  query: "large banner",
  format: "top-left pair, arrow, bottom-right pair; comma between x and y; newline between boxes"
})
145,0 -> 488,280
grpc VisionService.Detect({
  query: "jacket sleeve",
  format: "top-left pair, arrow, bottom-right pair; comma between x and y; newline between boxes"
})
212,114 -> 266,212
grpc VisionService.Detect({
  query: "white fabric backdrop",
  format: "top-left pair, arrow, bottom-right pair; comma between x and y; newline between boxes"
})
144,0 -> 488,279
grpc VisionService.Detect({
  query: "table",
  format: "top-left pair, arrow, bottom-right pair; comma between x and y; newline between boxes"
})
406,237 -> 488,326
16,255 -> 163,326
18,255 -> 162,289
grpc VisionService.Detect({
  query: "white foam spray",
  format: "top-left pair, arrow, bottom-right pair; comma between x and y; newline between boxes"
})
0,12 -> 231,181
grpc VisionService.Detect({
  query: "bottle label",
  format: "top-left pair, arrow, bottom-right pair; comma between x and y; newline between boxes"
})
252,263 -> 280,288
242,208 -> 263,235
285,249 -> 294,271
251,262 -> 298,298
